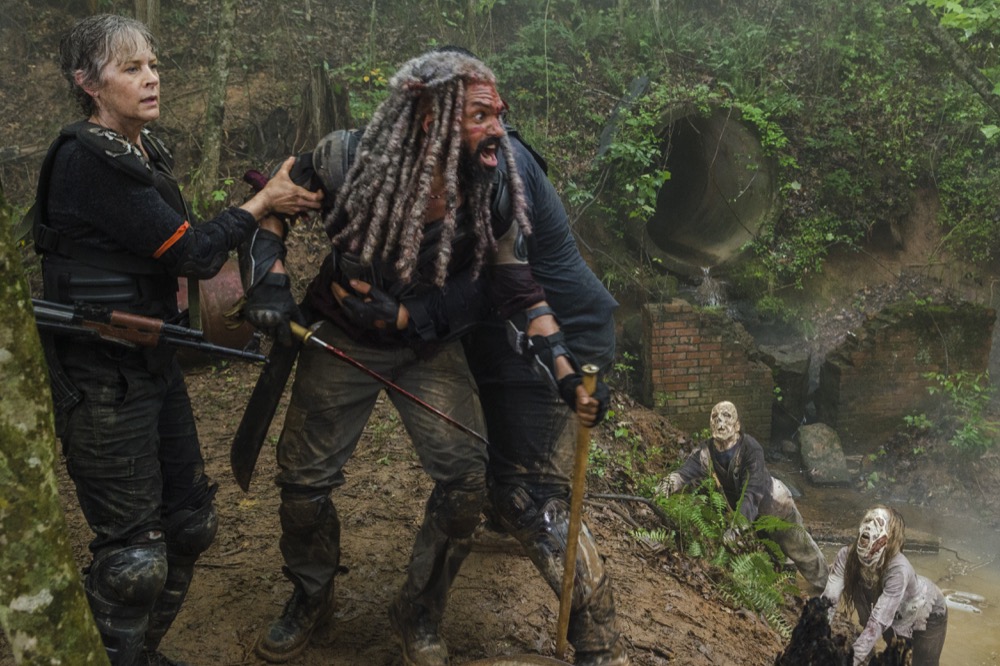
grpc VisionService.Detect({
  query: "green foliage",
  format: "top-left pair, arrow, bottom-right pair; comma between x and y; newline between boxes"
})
651,478 -> 797,636
184,177 -> 236,220
588,410 -> 662,485
912,0 -> 1000,39
718,551 -> 795,638
325,61 -> 390,123
903,412 -> 933,431
924,370 -> 1000,457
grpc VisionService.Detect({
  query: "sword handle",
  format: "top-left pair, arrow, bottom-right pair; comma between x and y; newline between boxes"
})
290,320 -> 312,343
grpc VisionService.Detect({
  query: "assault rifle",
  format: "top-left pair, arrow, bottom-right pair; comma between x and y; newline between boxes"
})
32,298 -> 266,363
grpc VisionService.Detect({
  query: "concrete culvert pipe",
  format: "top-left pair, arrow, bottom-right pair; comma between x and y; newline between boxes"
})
641,106 -> 778,278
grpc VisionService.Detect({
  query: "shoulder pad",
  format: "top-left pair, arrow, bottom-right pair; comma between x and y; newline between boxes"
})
314,128 -> 363,196
140,128 -> 175,171
70,121 -> 156,185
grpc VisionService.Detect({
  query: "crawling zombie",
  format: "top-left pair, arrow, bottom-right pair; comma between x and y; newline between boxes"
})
241,49 -> 610,665
821,506 -> 948,666
657,401 -> 829,590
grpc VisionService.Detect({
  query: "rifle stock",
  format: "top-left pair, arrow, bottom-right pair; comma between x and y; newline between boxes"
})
32,298 -> 265,363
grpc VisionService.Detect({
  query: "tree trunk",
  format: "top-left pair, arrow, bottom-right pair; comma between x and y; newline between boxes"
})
188,0 -> 237,329
134,0 -> 160,37
466,0 -> 478,52
912,3 -> 1000,121
191,0 -> 237,213
0,184 -> 108,663
294,64 -> 353,153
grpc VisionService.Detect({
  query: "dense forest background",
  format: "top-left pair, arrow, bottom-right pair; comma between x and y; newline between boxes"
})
3,0 -> 999,323
2,2 -> 1000,664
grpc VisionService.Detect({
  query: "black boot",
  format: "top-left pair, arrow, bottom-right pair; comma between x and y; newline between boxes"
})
141,650 -> 192,666
255,573 -> 335,663
388,595 -> 449,666
575,637 -> 630,666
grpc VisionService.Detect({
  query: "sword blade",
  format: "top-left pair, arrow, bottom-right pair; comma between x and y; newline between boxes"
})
290,321 -> 488,446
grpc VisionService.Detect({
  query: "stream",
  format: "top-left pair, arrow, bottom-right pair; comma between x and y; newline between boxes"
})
774,462 -> 1000,665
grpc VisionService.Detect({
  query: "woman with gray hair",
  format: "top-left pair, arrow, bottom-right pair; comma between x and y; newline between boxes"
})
34,14 -> 320,666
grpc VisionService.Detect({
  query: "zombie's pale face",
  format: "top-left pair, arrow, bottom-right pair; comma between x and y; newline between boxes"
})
710,401 -> 740,448
857,507 -> 891,567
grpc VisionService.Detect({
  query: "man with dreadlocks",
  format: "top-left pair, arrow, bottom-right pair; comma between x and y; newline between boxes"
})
328,44 -> 628,665
240,49 -> 606,665
821,505 -> 948,666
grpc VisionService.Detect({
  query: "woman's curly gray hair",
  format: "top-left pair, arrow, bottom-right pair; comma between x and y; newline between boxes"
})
59,14 -> 156,117
327,50 -> 530,287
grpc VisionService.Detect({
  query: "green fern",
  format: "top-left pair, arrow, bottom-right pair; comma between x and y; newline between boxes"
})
719,551 -> 796,638
651,476 -> 798,636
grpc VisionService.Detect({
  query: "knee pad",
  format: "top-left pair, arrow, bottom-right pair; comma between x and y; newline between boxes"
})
87,540 -> 168,610
492,483 -> 606,601
162,501 -> 218,565
490,482 -> 566,537
429,475 -> 486,538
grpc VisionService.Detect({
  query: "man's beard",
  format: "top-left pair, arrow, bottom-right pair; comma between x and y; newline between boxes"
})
458,137 -> 501,190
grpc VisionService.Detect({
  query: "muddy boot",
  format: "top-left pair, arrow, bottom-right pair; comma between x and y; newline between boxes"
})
141,650 -> 192,666
388,595 -> 449,666
575,637 -> 630,666
255,572 -> 335,663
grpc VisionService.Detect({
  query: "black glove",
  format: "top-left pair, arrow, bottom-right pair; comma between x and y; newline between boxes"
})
243,272 -> 302,346
557,373 -> 610,427
339,283 -> 400,330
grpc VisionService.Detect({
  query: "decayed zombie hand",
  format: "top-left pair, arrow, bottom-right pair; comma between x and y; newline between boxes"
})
723,527 -> 743,546
656,472 -> 683,498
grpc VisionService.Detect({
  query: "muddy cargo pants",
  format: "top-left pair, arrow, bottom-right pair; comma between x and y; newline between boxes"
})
274,321 -> 488,623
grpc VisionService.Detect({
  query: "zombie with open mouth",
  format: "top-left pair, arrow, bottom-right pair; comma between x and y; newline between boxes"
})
822,505 -> 949,666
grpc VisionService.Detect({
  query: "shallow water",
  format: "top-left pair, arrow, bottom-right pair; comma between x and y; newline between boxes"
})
777,463 -> 1000,665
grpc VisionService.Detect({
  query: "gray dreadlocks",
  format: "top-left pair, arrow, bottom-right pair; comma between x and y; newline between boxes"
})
326,50 -> 530,288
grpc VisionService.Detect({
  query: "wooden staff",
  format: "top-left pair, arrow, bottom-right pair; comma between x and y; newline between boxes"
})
555,363 -> 600,660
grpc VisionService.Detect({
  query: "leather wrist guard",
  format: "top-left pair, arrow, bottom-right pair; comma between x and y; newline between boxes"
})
507,307 -> 582,404
505,305 -> 556,355
238,228 -> 286,293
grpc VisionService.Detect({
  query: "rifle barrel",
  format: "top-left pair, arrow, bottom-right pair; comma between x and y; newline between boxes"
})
32,299 -> 263,363
164,336 -> 266,363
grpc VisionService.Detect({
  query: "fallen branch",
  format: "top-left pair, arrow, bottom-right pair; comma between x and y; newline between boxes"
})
587,492 -> 676,530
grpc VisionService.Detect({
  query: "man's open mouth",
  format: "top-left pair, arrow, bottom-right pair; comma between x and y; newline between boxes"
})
478,138 -> 500,168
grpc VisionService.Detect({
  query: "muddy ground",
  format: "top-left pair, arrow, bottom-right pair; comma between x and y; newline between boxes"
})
2,351 -> 799,666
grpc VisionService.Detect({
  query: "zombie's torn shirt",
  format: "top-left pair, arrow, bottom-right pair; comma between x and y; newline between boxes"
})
672,433 -> 773,523
822,547 -> 946,664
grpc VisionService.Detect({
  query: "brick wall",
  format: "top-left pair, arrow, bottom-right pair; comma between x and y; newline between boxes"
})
816,301 -> 995,454
642,301 -> 773,438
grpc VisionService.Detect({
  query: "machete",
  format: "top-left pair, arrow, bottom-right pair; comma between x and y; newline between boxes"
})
230,338 -> 301,491
230,321 -> 490,491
